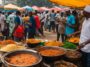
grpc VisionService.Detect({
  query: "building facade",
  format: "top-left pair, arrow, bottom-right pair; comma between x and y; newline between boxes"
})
2,0 -> 17,5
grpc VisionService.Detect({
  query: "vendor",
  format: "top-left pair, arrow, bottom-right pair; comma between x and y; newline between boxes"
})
65,10 -> 76,39
79,5 -> 90,67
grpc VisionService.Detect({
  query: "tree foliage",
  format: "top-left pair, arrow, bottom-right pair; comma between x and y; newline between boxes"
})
17,0 -> 54,7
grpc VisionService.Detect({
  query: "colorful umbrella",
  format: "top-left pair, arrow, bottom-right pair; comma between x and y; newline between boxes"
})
32,6 -> 40,11
40,7 -> 50,11
23,6 -> 33,11
4,4 -> 20,10
50,7 -> 62,11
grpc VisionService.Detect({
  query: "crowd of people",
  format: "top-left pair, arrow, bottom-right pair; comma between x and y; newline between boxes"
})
0,5 -> 90,67
0,9 -> 84,42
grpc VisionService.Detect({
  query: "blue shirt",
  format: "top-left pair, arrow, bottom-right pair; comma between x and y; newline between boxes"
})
28,16 -> 36,33
65,15 -> 75,35
50,13 -> 56,21
15,16 -> 22,25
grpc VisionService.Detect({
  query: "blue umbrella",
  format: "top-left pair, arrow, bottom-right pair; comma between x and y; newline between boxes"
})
23,5 -> 33,11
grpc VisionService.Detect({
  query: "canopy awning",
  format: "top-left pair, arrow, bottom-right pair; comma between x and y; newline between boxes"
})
40,7 -> 50,11
4,4 -> 20,10
23,6 -> 33,11
50,0 -> 87,8
80,0 -> 90,4
50,7 -> 62,11
32,6 -> 40,10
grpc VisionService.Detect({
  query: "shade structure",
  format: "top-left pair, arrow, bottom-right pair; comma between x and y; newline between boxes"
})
50,7 -> 62,11
18,8 -> 25,12
63,7 -> 70,11
23,6 -> 33,11
32,6 -> 40,11
23,6 -> 31,9
40,7 -> 50,11
50,0 -> 87,8
4,4 -> 20,10
80,0 -> 90,4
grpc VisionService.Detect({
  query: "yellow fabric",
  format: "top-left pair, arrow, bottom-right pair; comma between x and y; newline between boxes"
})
23,16 -> 30,22
78,0 -> 90,4
4,4 -> 21,10
50,0 -> 87,8
82,0 -> 90,4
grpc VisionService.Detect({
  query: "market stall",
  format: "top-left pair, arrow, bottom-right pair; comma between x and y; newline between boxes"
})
0,37 -> 82,67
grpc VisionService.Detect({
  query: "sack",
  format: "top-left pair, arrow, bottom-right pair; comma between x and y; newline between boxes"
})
13,25 -> 24,38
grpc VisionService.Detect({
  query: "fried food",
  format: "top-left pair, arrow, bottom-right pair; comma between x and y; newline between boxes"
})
0,44 -> 26,52
45,41 -> 63,46
68,37 -> 79,43
0,40 -> 16,45
26,39 -> 41,44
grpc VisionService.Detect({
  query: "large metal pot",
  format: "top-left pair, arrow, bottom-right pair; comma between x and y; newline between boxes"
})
37,46 -> 66,63
1,49 -> 42,67
65,49 -> 82,62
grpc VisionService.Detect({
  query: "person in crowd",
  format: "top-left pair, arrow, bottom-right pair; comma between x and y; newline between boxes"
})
78,10 -> 85,31
55,11 -> 61,33
28,12 -> 36,38
14,11 -> 23,27
34,11 -> 45,37
6,12 -> 16,38
72,10 -> 80,32
40,12 -> 45,36
70,10 -> 85,36
23,14 -> 30,39
13,11 -> 24,42
49,10 -> 56,32
79,5 -> 90,67
3,12 -> 12,39
37,12 -> 42,20
0,11 -> 6,33
65,10 -> 76,39
56,12 -> 65,42
44,11 -> 50,31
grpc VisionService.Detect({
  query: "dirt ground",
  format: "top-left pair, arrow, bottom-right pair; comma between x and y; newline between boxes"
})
39,31 -> 57,41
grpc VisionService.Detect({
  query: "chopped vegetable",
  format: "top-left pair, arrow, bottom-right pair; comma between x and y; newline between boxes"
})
62,41 -> 77,49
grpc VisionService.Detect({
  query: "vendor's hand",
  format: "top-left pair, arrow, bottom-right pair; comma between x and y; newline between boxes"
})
76,46 -> 82,52
78,45 -> 85,49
